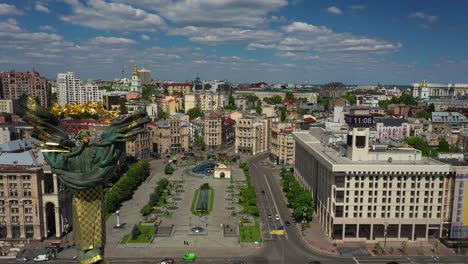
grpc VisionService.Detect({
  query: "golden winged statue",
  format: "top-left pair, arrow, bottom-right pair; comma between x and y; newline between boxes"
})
18,95 -> 150,264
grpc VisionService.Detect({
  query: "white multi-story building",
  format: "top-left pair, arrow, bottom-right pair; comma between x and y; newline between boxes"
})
293,108 -> 452,242
197,92 -> 223,112
131,65 -> 142,93
57,72 -> 103,106
235,116 -> 269,155
0,99 -> 14,114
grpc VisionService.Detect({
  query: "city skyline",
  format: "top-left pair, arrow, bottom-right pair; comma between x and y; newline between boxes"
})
0,0 -> 467,84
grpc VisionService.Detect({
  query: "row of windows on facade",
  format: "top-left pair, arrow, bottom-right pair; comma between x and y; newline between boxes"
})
0,207 -> 34,214
337,195 -> 443,204
0,225 -> 35,239
0,176 -> 31,181
0,191 -> 32,197
0,183 -> 31,189
340,181 -> 445,189
335,206 -> 443,218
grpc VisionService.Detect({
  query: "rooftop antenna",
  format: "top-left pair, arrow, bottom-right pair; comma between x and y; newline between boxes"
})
121,66 -> 125,79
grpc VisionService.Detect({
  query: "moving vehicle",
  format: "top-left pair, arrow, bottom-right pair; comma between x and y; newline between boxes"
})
275,214 -> 280,220
261,190 -> 265,194
160,258 -> 175,264
285,220 -> 291,226
183,252 -> 196,261
268,214 -> 272,219
33,254 -> 49,262
308,261 -> 321,264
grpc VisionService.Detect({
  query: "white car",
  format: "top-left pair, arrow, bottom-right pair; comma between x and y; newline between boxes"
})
33,254 -> 49,262
275,214 -> 280,220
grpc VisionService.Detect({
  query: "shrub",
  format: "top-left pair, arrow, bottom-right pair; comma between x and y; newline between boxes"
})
131,224 -> 141,239
140,204 -> 153,216
165,164 -> 174,175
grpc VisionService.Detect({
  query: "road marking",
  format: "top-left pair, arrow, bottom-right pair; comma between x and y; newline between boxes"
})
353,257 -> 359,264
263,173 -> 288,240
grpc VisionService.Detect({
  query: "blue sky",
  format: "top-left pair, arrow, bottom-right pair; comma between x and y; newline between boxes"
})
0,0 -> 467,84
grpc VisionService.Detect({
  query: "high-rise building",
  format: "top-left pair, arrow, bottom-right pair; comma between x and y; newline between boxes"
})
138,68 -> 152,85
270,120 -> 295,166
293,108 -> 452,242
57,72 -> 103,106
0,70 -> 48,107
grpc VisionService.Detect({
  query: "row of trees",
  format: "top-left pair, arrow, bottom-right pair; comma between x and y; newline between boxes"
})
404,136 -> 458,157
280,168 -> 314,222
239,162 -> 259,216
104,160 -> 150,214
141,178 -> 170,216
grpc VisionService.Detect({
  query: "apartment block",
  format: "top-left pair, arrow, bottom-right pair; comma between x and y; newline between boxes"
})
0,99 -> 14,114
150,114 -> 190,154
57,72 -> 103,106
0,140 -> 72,241
293,109 -> 452,242
166,83 -> 191,95
0,70 -> 48,108
235,116 -> 269,155
270,121 -> 295,166
126,124 -> 151,160
197,92 -> 223,112
204,113 -> 223,151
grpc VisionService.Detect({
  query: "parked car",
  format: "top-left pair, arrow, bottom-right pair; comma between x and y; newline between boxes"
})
183,252 -> 196,261
34,254 -> 49,262
160,258 -> 175,264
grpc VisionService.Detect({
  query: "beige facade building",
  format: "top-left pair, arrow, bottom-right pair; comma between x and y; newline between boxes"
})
235,116 -> 269,155
197,92 -> 223,112
0,71 -> 48,108
0,99 -> 14,114
167,83 -> 191,95
0,141 -> 72,242
126,124 -> 151,159
293,115 -> 452,242
184,94 -> 196,112
270,121 -> 295,166
213,163 -> 231,179
204,114 -> 223,151
150,114 -> 190,154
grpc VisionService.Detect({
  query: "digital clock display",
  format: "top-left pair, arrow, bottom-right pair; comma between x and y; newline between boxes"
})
345,115 -> 374,126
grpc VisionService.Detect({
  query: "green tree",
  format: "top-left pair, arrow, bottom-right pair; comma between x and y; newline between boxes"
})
165,164 -> 174,175
141,84 -> 155,101
416,110 -> 431,120
131,224 -> 141,239
163,86 -> 169,94
149,192 -> 160,206
255,101 -> 262,114
374,242 -> 383,256
279,107 -> 287,122
285,92 -> 294,100
158,111 -> 168,120
343,92 -> 357,105
317,96 -> 330,111
438,139 -> 450,152
427,103 -> 435,113
194,130 -> 206,150
400,241 -> 408,255
187,107 -> 205,120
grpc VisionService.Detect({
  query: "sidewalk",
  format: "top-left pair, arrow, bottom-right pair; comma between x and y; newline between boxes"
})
303,218 -> 340,256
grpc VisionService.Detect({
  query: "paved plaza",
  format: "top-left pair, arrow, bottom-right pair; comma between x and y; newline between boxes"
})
101,158 -> 261,258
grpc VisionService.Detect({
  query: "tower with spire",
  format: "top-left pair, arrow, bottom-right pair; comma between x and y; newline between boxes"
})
420,80 -> 429,99
131,64 -> 142,93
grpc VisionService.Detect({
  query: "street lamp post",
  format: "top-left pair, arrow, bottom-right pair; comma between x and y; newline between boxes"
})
116,210 -> 120,228
384,222 -> 388,250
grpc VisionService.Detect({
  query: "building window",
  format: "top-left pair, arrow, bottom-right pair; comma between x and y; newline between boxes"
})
24,207 -> 32,214
23,183 -> 31,189
8,175 -> 16,180
23,191 -> 31,197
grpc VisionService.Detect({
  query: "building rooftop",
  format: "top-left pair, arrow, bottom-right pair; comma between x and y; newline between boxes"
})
293,127 -> 449,172
0,138 -> 40,152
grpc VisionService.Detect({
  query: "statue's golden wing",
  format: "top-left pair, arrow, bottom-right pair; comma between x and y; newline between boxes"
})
94,108 -> 150,147
18,94 -> 75,151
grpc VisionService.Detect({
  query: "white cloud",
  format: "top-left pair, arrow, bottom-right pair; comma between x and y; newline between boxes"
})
146,0 -> 288,28
410,11 -> 438,23
246,43 -> 276,50
91,36 -> 137,45
39,25 -> 57,32
279,21 -> 401,54
35,3 -> 50,14
282,22 -> 332,34
169,26 -> 282,45
60,0 -> 166,32
0,3 -> 23,16
141,34 -> 150,40
327,6 -> 342,15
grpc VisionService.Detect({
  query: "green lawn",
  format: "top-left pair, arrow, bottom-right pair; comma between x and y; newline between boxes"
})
120,224 -> 157,244
239,222 -> 261,243
191,187 -> 215,216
